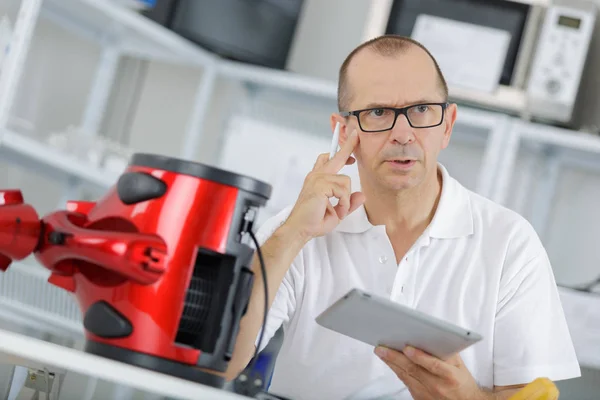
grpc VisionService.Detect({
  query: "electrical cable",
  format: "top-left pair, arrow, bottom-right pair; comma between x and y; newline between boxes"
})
229,229 -> 270,398
247,230 -> 268,374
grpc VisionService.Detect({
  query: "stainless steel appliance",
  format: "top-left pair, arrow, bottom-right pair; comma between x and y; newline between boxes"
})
362,0 -> 600,131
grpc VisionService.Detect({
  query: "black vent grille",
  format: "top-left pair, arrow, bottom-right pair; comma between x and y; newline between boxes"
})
176,249 -> 234,353
178,264 -> 217,337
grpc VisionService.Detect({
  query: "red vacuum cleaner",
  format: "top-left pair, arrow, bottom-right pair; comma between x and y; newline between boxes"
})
0,153 -> 271,389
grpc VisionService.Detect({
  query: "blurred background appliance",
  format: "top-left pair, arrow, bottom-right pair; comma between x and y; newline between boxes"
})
142,0 -> 305,70
361,0 -> 600,132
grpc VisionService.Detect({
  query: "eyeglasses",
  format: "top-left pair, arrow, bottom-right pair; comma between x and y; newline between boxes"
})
339,102 -> 449,132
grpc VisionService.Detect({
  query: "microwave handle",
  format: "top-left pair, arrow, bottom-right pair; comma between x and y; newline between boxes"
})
513,4 -> 546,88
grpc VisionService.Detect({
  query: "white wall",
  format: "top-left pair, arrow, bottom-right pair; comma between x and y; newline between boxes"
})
123,60 -> 202,157
120,61 -> 247,165
285,0 -> 374,81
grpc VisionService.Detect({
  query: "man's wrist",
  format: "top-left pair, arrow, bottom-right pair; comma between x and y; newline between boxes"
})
274,221 -> 311,250
476,387 -> 500,400
477,386 -> 520,400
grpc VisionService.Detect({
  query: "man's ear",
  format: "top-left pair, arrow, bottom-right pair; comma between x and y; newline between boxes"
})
330,113 -> 348,146
442,103 -> 458,149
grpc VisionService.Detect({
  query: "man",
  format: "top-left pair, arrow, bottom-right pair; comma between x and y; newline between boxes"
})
225,35 -> 580,400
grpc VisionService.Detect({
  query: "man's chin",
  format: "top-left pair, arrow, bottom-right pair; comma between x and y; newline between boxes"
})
379,176 -> 419,191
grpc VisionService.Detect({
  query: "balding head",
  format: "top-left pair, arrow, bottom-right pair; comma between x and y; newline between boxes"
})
337,35 -> 448,111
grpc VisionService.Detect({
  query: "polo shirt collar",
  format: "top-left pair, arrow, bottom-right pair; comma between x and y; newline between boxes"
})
334,163 -> 473,239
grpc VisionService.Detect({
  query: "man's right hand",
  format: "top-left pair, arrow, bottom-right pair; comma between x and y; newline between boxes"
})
225,131 -> 364,381
285,129 -> 365,242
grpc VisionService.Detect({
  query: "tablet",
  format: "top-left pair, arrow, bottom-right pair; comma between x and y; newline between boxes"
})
315,288 -> 483,360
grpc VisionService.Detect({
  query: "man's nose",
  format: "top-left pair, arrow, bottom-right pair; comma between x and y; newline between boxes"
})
389,114 -> 415,145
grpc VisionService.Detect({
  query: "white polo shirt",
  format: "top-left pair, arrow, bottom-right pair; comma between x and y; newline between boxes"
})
254,164 -> 580,400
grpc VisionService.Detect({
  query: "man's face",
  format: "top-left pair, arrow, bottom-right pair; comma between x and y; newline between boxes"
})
332,47 -> 457,192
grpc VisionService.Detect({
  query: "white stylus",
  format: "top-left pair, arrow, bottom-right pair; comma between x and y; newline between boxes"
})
329,122 -> 340,159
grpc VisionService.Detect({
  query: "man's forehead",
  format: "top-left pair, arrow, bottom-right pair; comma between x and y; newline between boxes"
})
346,46 -> 441,108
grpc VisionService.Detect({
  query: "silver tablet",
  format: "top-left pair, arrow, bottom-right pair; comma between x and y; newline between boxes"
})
315,288 -> 483,360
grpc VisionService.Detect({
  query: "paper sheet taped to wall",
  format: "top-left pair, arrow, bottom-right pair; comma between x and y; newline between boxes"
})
411,14 -> 511,93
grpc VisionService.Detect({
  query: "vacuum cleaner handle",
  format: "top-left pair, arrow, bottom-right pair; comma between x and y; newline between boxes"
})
36,210 -> 167,285
0,190 -> 42,271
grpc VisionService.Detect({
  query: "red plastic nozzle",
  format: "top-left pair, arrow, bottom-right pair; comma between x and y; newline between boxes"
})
0,254 -> 12,271
0,190 -> 42,269
0,190 -> 24,206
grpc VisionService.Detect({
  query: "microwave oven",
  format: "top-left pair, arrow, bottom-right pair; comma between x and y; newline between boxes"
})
362,0 -> 600,132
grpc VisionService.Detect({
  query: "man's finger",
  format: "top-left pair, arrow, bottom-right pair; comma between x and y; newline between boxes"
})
390,366 -> 429,398
313,153 -> 330,170
333,197 -> 350,219
376,347 -> 431,393
442,351 -> 464,368
402,346 -> 454,379
376,347 -> 410,368
332,180 -> 352,218
348,192 -> 365,214
324,129 -> 359,173
325,201 -> 336,219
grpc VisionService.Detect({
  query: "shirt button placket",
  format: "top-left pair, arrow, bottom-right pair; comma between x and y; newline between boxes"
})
376,254 -> 394,294
374,228 -> 395,296
393,256 -> 410,301
400,255 -> 414,304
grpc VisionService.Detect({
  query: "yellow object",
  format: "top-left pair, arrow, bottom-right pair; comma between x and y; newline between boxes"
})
508,378 -> 559,400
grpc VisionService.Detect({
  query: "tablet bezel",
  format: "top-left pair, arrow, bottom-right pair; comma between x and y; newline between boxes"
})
315,288 -> 483,360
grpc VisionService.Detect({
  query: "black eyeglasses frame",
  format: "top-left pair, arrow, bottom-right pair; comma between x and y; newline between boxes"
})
339,102 -> 450,132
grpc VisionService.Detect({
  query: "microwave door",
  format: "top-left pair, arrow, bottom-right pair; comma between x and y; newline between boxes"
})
385,0 -> 536,88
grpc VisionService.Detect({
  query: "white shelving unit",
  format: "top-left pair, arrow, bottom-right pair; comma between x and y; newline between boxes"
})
494,120 -> 600,206
3,0 -> 600,197
4,0 -> 600,204
0,0 -> 219,196
219,59 -> 338,99
492,119 -> 600,373
40,0 -> 217,66
0,260 -> 83,339
494,119 -> 600,284
0,129 -> 118,188
2,0 -> 600,396
0,328 -> 246,400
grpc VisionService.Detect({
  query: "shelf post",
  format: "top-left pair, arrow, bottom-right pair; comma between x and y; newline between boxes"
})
112,384 -> 137,400
510,154 -> 539,216
179,61 -> 218,160
475,115 -> 511,199
490,121 -> 522,205
80,43 -> 122,136
0,0 -> 43,134
528,150 -> 562,242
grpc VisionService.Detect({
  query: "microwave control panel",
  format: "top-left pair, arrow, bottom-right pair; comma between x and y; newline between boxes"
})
526,4 -> 597,123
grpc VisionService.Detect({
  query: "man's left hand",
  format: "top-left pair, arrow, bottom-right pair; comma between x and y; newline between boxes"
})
375,345 -> 491,400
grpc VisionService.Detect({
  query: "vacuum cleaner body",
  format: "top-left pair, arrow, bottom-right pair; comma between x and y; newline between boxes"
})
0,154 -> 271,386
